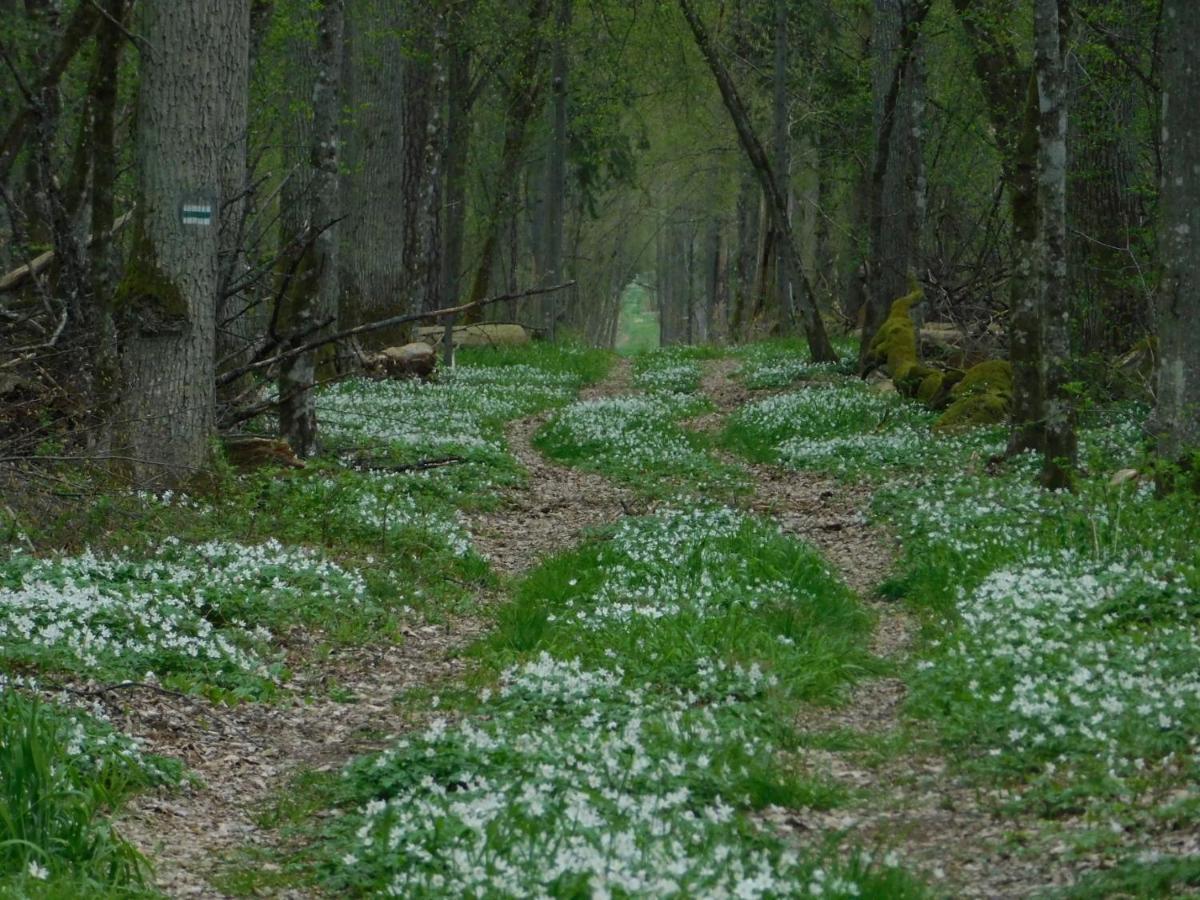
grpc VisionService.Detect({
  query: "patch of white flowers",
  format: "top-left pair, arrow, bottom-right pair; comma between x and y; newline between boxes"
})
0,538 -> 366,680
539,393 -> 709,472
282,472 -> 473,556
317,365 -> 578,460
919,551 -> 1200,773
340,655 -> 862,898
633,350 -> 704,394
554,507 -> 812,636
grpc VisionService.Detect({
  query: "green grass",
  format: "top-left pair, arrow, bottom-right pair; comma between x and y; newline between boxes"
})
0,692 -> 176,897
1046,855 -> 1200,899
484,507 -> 876,703
294,505 -> 919,897
615,282 -> 660,355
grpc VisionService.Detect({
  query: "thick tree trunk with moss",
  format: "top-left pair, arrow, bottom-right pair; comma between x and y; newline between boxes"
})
1151,0 -> 1200,461
113,0 -> 247,485
279,0 -> 344,457
1035,0 -> 1076,488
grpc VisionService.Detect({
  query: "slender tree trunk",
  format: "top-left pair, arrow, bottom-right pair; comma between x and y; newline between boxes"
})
541,0 -> 570,337
440,1 -> 473,308
113,0 -> 247,485
279,0 -> 344,457
1151,0 -> 1200,461
1068,0 -> 1147,355
1035,0 -> 1076,488
463,0 -> 553,323
678,0 -> 837,361
729,168 -> 758,341
949,0 -> 1045,454
772,0 -> 792,327
86,0 -> 125,436
860,0 -> 931,369
1009,76 -> 1045,455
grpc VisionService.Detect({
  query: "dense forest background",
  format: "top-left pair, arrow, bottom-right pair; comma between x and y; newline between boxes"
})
0,0 -> 1196,487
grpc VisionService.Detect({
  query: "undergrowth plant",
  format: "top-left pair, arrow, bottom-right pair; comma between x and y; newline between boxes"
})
0,689 -> 176,897
310,507 -> 922,897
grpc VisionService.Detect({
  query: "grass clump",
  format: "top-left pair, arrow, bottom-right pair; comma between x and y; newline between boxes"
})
488,506 -> 874,702
631,346 -> 713,394
317,654 -> 924,898
722,382 -> 1000,478
877,410 -> 1200,823
0,538 -> 390,697
0,690 -> 176,897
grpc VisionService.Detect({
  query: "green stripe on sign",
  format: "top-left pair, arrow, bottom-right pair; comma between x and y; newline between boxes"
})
182,204 -> 213,225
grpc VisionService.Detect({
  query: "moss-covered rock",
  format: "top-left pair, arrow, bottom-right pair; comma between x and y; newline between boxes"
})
933,359 -> 1013,432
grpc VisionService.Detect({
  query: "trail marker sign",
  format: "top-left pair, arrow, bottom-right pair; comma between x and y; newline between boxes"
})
181,199 -> 214,227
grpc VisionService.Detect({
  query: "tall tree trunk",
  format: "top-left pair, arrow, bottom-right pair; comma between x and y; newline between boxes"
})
1009,77 -> 1045,455
463,0 -> 553,323
341,1 -> 440,338
1068,0 -> 1147,355
1151,0 -> 1200,461
440,0 -> 473,308
113,0 -> 247,485
729,168 -> 758,341
860,0 -> 931,369
541,0 -> 570,337
949,0 -> 1044,454
279,0 -> 344,457
772,0 -> 792,327
86,0 -> 126,436
678,0 -> 837,361
1035,0 -> 1076,489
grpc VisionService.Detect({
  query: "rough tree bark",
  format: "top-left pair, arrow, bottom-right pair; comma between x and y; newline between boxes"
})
1035,0 -> 1076,488
278,0 -> 344,457
113,0 -> 248,485
1150,0 -> 1200,461
678,0 -> 837,361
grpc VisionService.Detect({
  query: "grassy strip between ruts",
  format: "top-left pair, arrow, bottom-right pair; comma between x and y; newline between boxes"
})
719,369 -> 1200,886
536,347 -> 747,498
304,505 -> 926,898
0,343 -> 613,897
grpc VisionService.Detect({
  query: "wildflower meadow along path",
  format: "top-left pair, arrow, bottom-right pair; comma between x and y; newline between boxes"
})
4,343 -> 1198,898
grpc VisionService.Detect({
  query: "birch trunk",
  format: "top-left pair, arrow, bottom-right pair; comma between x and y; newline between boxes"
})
1035,0 -> 1076,488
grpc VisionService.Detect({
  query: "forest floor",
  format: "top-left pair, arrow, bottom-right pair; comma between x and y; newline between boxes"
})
3,342 -> 1198,899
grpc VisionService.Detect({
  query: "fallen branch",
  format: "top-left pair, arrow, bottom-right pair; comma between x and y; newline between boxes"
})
350,455 -> 466,473
216,280 -> 575,387
0,210 -> 133,293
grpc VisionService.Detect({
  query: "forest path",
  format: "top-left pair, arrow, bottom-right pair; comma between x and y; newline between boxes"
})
117,359 -> 639,898
692,357 -> 1090,899
466,358 -> 636,577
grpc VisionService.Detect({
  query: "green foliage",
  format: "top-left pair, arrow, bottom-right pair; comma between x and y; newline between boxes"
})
485,507 -> 875,702
0,692 -> 173,897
